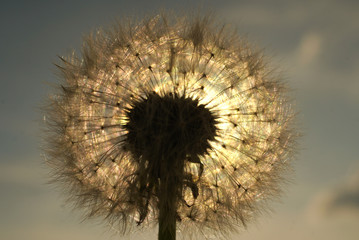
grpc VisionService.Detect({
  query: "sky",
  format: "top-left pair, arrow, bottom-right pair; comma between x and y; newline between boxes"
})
0,0 -> 359,239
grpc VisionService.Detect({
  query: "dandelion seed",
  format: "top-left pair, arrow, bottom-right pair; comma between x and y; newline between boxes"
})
43,14 -> 297,240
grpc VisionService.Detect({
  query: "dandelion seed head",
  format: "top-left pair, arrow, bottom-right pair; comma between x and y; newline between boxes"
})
43,14 -> 297,238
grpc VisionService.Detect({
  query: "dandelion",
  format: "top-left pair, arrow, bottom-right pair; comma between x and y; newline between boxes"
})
43,14 -> 297,240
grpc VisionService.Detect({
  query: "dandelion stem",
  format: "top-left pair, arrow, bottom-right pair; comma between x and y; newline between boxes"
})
158,205 -> 176,240
158,173 -> 178,240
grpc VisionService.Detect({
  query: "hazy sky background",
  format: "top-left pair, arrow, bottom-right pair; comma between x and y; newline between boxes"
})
1,0 -> 358,239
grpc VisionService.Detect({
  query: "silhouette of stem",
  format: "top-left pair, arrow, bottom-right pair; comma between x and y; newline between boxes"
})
158,171 -> 179,240
158,202 -> 176,240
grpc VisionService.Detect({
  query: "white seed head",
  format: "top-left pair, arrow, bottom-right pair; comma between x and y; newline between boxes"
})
43,14 -> 297,239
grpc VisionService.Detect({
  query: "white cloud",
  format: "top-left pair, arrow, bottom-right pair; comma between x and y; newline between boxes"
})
296,32 -> 322,66
305,167 -> 359,224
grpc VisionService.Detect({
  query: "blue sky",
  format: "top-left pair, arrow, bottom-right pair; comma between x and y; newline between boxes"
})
1,1 -> 359,239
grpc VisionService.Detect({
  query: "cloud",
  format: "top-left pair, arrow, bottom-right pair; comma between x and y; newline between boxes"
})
327,172 -> 359,213
305,168 -> 359,223
296,32 -> 322,66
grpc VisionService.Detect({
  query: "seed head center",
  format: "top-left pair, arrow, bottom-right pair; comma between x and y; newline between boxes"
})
124,92 -> 217,167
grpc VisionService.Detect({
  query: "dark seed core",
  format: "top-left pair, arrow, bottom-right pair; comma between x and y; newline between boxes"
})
124,92 -> 217,171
